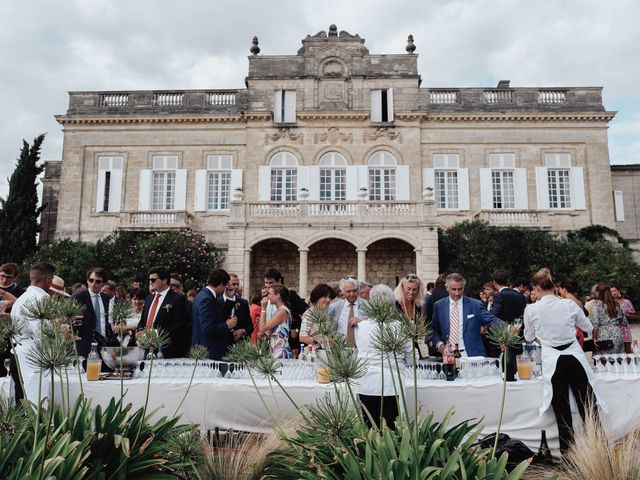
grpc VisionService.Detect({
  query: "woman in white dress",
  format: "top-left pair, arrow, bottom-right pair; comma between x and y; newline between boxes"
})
524,268 -> 605,454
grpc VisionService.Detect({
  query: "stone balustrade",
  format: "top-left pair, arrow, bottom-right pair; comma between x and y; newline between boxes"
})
538,90 -> 567,104
245,201 -> 422,220
483,90 -> 513,104
119,211 -> 193,230
477,210 -> 549,227
429,90 -> 459,104
153,92 -> 184,106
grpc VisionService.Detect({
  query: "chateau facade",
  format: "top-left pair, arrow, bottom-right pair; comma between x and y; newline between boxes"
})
51,26 -> 617,294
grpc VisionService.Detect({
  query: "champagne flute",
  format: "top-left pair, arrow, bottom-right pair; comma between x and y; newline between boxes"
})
3,358 -> 10,377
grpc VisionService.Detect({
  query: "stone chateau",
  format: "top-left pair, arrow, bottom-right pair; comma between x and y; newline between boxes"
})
44,25 -> 623,295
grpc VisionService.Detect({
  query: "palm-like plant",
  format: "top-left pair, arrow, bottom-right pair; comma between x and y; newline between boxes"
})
107,300 -> 135,404
174,344 -> 209,416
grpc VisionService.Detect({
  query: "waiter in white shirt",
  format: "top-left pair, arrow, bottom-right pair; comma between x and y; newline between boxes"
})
524,268 -> 605,454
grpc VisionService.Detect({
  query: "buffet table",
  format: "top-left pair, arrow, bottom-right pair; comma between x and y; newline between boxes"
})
57,373 -> 640,452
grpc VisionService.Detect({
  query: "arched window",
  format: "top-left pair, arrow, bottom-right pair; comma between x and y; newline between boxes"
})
318,152 -> 347,201
368,151 -> 397,201
269,152 -> 298,201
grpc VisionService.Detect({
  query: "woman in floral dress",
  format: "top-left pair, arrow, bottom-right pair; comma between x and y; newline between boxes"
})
591,283 -> 627,355
258,284 -> 292,359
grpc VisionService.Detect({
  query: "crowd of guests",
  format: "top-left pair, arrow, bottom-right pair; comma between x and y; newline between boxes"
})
1,260 -> 637,452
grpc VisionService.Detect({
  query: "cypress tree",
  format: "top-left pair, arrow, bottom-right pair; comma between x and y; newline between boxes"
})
0,134 -> 46,264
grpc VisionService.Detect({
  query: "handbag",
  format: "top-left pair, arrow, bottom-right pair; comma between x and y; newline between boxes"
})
594,339 -> 614,351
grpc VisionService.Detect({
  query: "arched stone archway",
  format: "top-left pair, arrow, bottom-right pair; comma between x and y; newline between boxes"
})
250,238 -> 300,294
308,238 -> 357,289
365,238 -> 415,287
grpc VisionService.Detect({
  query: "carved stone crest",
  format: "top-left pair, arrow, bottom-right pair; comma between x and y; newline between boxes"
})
265,128 -> 304,145
362,128 -> 402,144
314,127 -> 353,145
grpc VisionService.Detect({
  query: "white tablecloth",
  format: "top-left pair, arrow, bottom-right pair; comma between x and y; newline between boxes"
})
58,374 -> 640,452
0,377 -> 12,403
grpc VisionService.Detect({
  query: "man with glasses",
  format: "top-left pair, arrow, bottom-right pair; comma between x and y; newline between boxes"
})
72,267 -> 113,358
138,266 -> 190,358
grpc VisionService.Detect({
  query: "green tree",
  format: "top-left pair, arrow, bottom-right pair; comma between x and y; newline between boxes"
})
0,134 -> 46,264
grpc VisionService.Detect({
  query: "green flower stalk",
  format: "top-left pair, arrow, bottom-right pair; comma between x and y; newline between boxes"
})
166,426 -> 207,476
173,345 -> 209,416
108,300 -> 135,404
360,299 -> 399,325
487,323 -> 524,457
49,297 -> 85,399
303,305 -> 338,339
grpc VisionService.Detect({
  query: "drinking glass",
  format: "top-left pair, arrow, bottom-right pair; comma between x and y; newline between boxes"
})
4,358 -> 10,377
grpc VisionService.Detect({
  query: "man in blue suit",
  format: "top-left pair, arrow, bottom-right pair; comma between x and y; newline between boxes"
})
191,268 -> 236,360
490,269 -> 527,323
432,273 -> 504,357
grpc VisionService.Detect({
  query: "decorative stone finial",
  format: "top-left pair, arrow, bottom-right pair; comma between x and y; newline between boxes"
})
250,36 -> 260,55
406,34 -> 416,54
328,24 -> 338,36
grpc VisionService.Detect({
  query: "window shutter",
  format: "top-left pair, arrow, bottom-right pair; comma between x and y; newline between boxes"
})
108,169 -> 123,212
386,88 -> 394,122
457,168 -> 469,210
308,166 -> 320,201
345,166 -> 359,200
423,168 -> 435,202
514,168 -> 528,210
535,167 -> 549,210
96,169 -> 106,212
258,166 -> 271,201
138,169 -> 151,210
370,90 -> 382,122
297,166 -> 309,193
230,169 -> 243,194
614,191 -> 625,221
284,90 -> 296,123
357,165 -> 369,191
479,168 -> 493,210
174,169 -> 187,210
570,167 -> 586,210
194,169 -> 207,211
273,91 -> 283,123
396,165 -> 410,200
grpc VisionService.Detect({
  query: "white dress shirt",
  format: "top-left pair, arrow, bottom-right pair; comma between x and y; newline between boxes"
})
448,297 -> 467,353
147,287 -> 170,327
338,299 -> 362,337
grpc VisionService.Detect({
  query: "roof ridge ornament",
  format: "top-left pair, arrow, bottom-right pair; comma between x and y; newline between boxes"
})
250,36 -> 260,55
406,34 -> 416,54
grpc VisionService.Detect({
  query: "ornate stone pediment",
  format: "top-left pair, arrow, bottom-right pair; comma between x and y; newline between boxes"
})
314,127 -> 352,145
363,128 -> 402,144
265,128 -> 304,145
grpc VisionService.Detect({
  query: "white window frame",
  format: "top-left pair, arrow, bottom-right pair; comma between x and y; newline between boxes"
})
489,154 -> 516,209
269,152 -> 298,201
367,151 -> 397,201
433,154 -> 460,210
206,155 -> 232,210
319,152 -> 347,201
545,153 -> 572,210
151,156 -> 178,210
96,156 -> 123,213
274,90 -> 296,123
370,88 -> 394,123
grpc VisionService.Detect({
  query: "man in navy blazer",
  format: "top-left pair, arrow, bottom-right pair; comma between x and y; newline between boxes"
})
191,268 -> 236,360
432,273 -> 504,357
138,266 -> 190,358
489,269 -> 527,323
72,267 -> 113,358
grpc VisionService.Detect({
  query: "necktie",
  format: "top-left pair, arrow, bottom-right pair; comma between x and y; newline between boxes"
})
93,294 -> 103,336
146,293 -> 161,329
450,301 -> 459,346
347,303 -> 356,345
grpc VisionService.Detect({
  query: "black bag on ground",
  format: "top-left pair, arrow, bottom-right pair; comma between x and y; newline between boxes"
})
477,433 -> 535,468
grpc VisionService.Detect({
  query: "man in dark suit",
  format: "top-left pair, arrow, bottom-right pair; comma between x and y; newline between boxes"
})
432,273 -> 504,357
138,266 -> 190,358
192,268 -> 235,360
72,267 -> 113,358
490,269 -> 527,323
220,273 -> 253,344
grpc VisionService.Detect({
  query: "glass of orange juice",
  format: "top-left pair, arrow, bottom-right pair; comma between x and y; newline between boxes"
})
516,356 -> 533,380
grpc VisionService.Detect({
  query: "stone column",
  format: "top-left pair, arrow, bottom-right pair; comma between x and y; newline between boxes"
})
414,248 -> 422,279
298,248 -> 309,298
243,248 -> 252,292
356,248 -> 367,282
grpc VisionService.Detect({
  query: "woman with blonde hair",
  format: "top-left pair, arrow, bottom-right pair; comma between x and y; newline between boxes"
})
393,274 -> 424,319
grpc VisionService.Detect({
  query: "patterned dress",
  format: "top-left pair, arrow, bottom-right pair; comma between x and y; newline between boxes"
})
269,306 -> 292,359
619,299 -> 635,343
591,300 -> 626,354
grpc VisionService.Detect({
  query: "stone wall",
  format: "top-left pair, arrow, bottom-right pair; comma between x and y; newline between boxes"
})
249,239 -> 300,295
307,239 -> 358,287
366,238 -> 415,287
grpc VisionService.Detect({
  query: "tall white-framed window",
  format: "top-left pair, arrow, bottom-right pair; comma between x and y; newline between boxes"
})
370,88 -> 394,123
319,152 -> 347,201
423,154 -> 470,211
535,153 -> 585,210
152,156 -> 177,210
368,151 -> 397,201
138,156 -> 187,211
206,155 -> 232,210
274,90 -> 296,123
258,152 -> 298,202
96,156 -> 123,212
480,154 -> 528,210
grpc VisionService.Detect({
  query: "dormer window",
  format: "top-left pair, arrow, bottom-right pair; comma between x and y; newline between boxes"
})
370,88 -> 394,123
274,90 -> 296,123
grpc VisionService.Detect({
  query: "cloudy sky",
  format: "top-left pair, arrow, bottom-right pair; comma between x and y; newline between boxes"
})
1,0 -> 639,197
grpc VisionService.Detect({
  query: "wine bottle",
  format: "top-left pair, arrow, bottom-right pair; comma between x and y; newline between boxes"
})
533,429 -> 552,463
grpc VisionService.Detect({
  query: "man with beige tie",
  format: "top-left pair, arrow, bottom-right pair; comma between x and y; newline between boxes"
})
328,277 -> 366,344
432,273 -> 504,357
